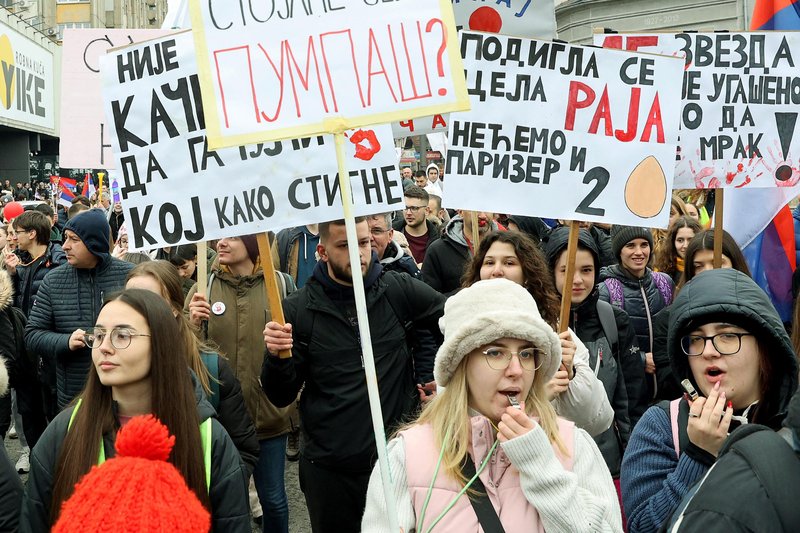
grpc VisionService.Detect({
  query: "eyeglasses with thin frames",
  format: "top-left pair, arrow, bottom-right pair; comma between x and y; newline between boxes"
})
84,327 -> 151,350
403,206 -> 426,213
481,347 -> 544,371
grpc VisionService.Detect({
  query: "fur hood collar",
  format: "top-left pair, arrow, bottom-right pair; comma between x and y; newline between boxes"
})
0,268 -> 13,311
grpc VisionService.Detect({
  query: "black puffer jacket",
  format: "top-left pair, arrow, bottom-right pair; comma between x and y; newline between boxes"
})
20,376 -> 251,532
0,356 -> 23,532
262,261 -> 445,472
380,240 -> 421,279
24,255 -> 133,409
598,264 -> 673,354
14,243 -> 66,315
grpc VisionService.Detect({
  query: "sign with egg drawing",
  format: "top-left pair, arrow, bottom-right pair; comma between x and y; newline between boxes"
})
443,32 -> 684,228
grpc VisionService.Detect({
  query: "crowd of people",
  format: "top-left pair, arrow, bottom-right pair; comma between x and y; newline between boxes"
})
0,171 -> 799,533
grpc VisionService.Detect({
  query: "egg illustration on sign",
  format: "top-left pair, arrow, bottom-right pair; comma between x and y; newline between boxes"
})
624,156 -> 667,218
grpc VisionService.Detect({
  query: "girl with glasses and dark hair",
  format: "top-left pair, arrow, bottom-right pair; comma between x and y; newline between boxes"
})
620,269 -> 798,533
20,289 -> 251,532
361,279 -> 622,532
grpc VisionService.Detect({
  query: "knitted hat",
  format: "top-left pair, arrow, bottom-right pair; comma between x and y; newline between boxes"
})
53,415 -> 210,533
64,208 -> 111,259
238,234 -> 260,264
610,225 -> 653,261
434,278 -> 561,386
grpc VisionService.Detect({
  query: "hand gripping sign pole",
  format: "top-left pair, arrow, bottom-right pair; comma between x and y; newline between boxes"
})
558,221 -> 581,334
334,130 -> 400,532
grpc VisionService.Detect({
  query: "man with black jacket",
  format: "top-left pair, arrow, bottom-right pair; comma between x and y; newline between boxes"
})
262,217 -> 445,533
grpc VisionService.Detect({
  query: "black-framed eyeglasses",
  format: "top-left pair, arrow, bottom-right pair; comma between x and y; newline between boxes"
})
84,327 -> 151,349
680,332 -> 754,356
481,347 -> 544,371
403,205 -> 426,213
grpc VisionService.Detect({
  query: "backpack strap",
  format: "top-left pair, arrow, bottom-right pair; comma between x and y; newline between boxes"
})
658,399 -> 690,458
603,278 -> 625,309
595,300 -> 619,352
199,352 -> 220,411
652,272 -> 674,306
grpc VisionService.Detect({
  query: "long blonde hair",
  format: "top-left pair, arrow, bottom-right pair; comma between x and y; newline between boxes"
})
411,353 -> 567,485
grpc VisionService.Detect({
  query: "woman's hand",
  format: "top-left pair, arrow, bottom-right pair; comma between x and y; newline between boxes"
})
498,402 -> 536,443
559,330 -> 576,378
546,370 -> 570,399
644,352 -> 656,374
686,381 -> 733,457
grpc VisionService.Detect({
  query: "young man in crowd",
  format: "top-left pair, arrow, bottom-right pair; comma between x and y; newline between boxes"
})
391,186 -> 439,265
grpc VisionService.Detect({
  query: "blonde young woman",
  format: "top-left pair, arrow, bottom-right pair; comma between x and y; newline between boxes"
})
361,279 -> 622,532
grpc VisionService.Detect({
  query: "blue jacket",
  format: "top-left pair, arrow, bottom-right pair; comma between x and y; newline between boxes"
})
24,256 -> 133,409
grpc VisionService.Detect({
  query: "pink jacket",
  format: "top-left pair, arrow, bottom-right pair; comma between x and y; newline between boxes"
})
400,416 -> 574,533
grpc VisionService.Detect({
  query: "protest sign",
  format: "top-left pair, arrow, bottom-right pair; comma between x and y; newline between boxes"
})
100,31 -> 402,251
188,0 -> 468,148
392,113 -> 449,137
595,32 -> 800,189
444,32 -> 684,228
59,29 -> 172,169
452,0 -> 556,40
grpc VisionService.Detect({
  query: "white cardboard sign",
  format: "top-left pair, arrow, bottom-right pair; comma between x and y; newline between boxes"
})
101,31 -> 402,251
444,32 -> 684,228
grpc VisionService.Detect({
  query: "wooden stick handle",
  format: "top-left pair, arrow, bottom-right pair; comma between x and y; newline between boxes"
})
196,242 -> 208,296
558,221 -> 580,333
257,232 -> 291,359
713,190 -> 724,269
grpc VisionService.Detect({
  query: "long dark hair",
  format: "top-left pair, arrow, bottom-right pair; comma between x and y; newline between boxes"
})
50,289 -> 209,524
679,229 -> 751,290
126,261 -> 216,396
462,230 -> 560,328
654,216 -> 702,276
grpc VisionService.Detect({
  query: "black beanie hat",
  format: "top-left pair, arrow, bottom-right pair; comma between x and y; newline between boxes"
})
64,209 -> 111,260
611,225 -> 654,261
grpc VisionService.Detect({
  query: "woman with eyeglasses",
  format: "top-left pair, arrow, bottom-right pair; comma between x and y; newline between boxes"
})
361,279 -> 622,532
620,269 -> 798,533
20,289 -> 251,532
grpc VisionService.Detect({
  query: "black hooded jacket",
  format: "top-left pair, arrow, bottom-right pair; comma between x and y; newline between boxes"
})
262,258 -> 445,472
667,268 -> 798,430
545,228 -> 644,474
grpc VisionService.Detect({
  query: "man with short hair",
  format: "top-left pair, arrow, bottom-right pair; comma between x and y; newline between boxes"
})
391,186 -> 439,265
33,203 -> 61,244
262,217 -> 445,533
6,211 -> 65,448
422,210 -> 498,295
400,166 -> 414,190
366,213 -> 419,278
427,194 -> 449,227
67,203 -> 89,220
413,170 -> 427,188
25,209 -> 133,409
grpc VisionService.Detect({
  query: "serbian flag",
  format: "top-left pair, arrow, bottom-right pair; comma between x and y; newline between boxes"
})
82,173 -> 97,199
725,0 -> 800,321
751,0 -> 800,30
50,176 -> 77,209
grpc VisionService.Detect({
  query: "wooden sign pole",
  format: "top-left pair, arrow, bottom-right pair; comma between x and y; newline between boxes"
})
558,221 -> 580,333
256,232 -> 291,359
470,211 -> 481,251
713,190 -> 724,269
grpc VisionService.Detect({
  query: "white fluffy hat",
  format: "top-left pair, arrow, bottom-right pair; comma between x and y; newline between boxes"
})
434,278 -> 562,387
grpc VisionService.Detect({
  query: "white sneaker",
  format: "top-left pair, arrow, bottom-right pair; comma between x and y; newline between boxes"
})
8,422 -> 17,439
16,449 -> 30,474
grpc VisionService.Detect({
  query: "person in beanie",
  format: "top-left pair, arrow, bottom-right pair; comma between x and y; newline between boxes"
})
25,208 -> 134,409
599,225 -> 674,408
361,278 -> 622,532
620,269 -> 798,533
52,415 -> 211,533
187,234 -> 296,533
21,289 -> 250,532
